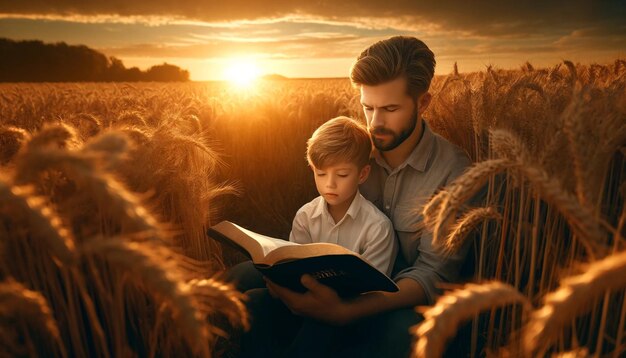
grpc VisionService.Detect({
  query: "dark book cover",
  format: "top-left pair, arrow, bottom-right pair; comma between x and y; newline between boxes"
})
255,255 -> 399,297
207,225 -> 399,297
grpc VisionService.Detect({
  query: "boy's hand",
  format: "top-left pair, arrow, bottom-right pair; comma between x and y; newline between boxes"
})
265,275 -> 353,325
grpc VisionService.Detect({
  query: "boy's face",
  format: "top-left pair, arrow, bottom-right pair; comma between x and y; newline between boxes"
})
312,161 -> 370,209
360,76 -> 431,151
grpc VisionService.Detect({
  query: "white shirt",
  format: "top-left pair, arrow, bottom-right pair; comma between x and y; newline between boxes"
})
289,191 -> 397,276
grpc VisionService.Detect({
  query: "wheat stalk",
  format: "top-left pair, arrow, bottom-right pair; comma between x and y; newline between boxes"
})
412,281 -> 531,358
516,163 -> 606,256
490,128 -> 606,256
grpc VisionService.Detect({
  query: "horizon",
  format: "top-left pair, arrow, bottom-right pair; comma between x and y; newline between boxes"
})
1,1 -> 624,81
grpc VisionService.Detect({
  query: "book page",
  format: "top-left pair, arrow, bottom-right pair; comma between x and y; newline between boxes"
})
211,221 -> 354,266
236,225 -> 299,256
261,242 -> 354,266
210,221 -> 296,262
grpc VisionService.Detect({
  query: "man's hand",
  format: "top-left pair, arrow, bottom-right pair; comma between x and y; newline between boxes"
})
265,275 -> 353,325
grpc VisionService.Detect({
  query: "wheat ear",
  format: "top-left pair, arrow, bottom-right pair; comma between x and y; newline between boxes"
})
25,122 -> 81,150
0,174 -> 75,263
15,149 -> 165,239
0,279 -> 63,350
0,126 -> 30,165
412,281 -> 531,358
440,207 -> 501,254
523,251 -> 626,356
552,348 -> 590,358
491,128 -> 605,256
427,159 -> 511,244
189,278 -> 249,334
516,163 -> 606,256
81,238 -> 211,356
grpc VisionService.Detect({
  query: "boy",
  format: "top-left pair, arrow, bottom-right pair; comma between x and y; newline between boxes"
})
289,116 -> 397,276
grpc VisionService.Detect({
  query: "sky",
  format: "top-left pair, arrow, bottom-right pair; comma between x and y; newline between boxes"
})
0,1 -> 624,81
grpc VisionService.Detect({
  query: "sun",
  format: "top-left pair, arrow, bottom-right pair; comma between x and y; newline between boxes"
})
224,59 -> 261,87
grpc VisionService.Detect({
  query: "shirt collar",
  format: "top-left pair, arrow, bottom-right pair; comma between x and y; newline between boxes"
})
310,191 -> 363,222
372,120 -> 434,173
344,191 -> 363,220
311,197 -> 325,219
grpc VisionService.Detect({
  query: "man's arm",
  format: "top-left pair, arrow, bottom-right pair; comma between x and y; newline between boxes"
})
266,275 -> 427,326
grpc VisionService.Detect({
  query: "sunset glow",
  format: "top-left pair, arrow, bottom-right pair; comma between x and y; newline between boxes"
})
0,2 -> 624,80
224,59 -> 261,87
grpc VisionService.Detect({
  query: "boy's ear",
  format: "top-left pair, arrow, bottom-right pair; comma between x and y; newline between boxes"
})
358,164 -> 371,184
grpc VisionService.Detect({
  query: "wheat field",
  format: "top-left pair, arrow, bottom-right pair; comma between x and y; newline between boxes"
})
0,60 -> 624,357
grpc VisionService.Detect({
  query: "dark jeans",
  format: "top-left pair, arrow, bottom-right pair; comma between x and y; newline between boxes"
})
225,261 -> 422,358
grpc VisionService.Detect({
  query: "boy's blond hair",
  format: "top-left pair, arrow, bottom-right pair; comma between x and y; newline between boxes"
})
307,116 -> 372,169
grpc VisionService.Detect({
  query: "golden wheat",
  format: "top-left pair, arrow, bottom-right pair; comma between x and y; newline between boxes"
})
523,250 -> 626,356
440,207 -> 501,254
412,281 -> 531,358
0,125 -> 29,165
25,122 -> 82,151
14,148 -> 166,239
0,174 -> 76,263
0,279 -> 65,356
426,159 -> 511,244
81,237 -> 212,356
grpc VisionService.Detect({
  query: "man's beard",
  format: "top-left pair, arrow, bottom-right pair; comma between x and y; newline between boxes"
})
369,106 -> 418,152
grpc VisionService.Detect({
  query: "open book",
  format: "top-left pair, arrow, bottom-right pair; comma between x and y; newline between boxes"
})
208,221 -> 399,297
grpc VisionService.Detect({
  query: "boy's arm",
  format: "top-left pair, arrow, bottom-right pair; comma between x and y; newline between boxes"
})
266,275 -> 427,325
288,209 -> 313,244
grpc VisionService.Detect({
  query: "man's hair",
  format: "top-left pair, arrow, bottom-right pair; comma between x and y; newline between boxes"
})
350,36 -> 435,98
307,116 -> 372,169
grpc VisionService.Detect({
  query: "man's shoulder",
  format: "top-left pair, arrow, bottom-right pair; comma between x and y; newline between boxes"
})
432,132 -> 470,164
430,131 -> 472,174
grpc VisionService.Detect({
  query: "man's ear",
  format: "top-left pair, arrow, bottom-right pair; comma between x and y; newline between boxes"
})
418,92 -> 432,114
358,164 -> 371,184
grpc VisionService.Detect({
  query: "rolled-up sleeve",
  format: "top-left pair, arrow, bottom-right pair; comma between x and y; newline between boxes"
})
393,227 -> 471,305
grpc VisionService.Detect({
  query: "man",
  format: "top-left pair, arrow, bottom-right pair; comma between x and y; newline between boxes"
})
236,36 -> 472,358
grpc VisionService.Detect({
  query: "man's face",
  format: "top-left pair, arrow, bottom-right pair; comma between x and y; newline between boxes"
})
360,77 -> 423,151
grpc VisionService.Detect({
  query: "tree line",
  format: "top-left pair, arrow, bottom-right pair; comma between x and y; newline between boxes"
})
0,38 -> 190,82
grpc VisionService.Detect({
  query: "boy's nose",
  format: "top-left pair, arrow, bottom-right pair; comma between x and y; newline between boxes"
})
326,177 -> 337,188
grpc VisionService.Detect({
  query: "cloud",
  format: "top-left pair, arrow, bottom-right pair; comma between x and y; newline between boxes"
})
2,1 -> 623,80
99,33 -> 373,60
1,1 -> 624,37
